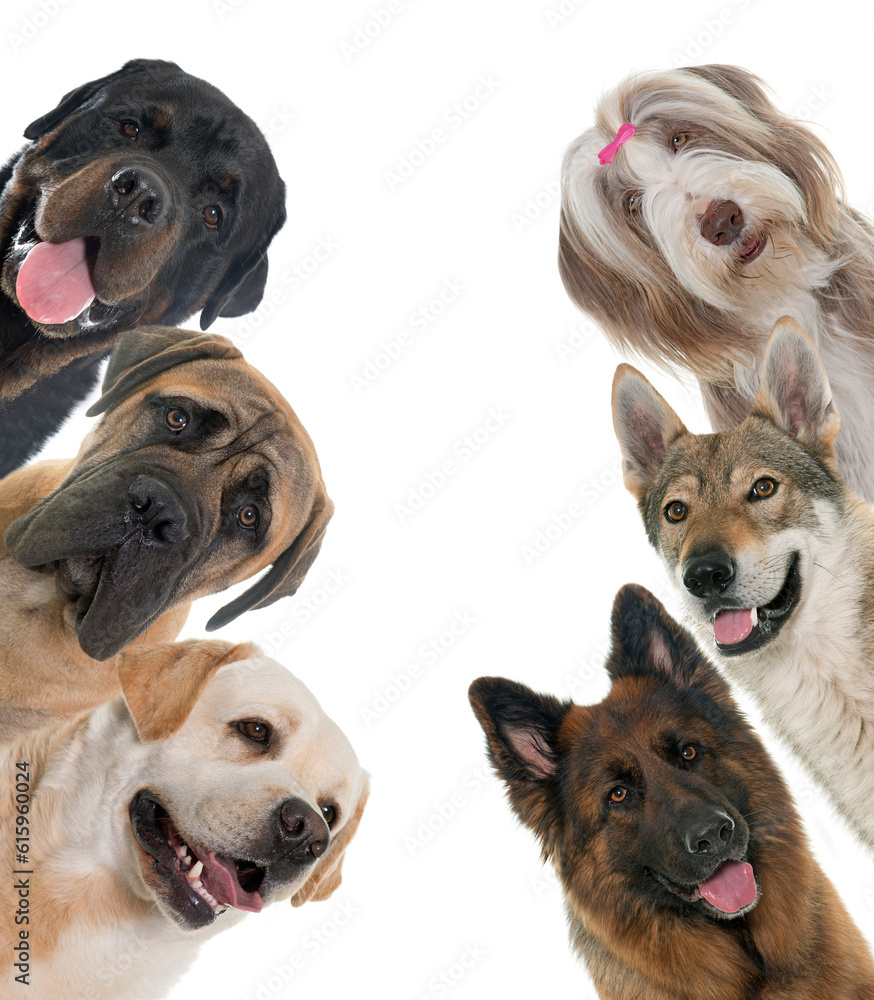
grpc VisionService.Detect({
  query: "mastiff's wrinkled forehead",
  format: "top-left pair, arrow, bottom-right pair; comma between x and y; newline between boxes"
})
5,326 -> 332,660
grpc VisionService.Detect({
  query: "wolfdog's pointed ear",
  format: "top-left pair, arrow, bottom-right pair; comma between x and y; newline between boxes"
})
607,584 -> 703,687
612,365 -> 687,499
752,317 -> 841,451
117,639 -> 259,742
469,677 -> 570,843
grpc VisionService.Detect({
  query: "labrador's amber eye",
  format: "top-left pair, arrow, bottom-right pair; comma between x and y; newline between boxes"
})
237,720 -> 271,744
321,805 -> 337,827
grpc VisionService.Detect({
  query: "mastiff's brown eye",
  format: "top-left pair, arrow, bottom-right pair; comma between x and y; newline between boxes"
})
321,805 -> 337,828
751,477 -> 776,499
665,501 -> 688,523
681,744 -> 697,761
609,786 -> 628,804
237,720 -> 271,744
164,408 -> 189,432
672,132 -> 688,149
120,120 -> 139,139
203,205 -> 222,229
237,505 -> 259,529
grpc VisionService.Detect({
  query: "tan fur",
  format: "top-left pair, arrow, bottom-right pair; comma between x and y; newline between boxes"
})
0,643 -> 367,1000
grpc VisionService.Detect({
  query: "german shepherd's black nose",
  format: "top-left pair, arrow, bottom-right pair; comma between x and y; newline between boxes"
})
682,810 -> 735,855
683,551 -> 735,599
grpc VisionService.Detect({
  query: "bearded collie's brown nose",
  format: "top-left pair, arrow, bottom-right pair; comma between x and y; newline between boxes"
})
700,200 -> 744,245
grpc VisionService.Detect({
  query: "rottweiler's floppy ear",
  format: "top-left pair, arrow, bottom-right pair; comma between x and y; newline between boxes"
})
206,495 -> 334,631
291,776 -> 370,907
752,316 -> 841,452
199,199 -> 287,330
24,59 -> 182,140
606,584 -> 702,687
86,326 -> 242,417
612,365 -> 687,500
117,639 -> 258,743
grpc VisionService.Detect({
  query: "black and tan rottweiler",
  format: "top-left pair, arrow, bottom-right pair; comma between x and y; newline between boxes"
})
0,59 -> 286,475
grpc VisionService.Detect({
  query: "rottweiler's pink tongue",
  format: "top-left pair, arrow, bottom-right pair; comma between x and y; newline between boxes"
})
698,861 -> 757,913
192,847 -> 262,913
713,608 -> 754,645
16,238 -> 96,324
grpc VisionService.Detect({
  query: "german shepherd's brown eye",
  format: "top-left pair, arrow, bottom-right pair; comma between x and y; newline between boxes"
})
237,505 -> 259,529
164,408 -> 189,432
203,205 -> 222,229
671,132 -> 688,149
237,720 -> 271,744
681,744 -> 697,761
321,804 -> 337,828
120,120 -> 139,139
609,786 -> 628,804
665,501 -> 687,523
750,477 -> 777,499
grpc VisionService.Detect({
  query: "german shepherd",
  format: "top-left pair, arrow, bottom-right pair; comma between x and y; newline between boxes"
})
612,316 -> 874,852
469,585 -> 874,1000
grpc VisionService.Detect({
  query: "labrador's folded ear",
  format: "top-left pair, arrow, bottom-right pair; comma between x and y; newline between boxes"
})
291,775 -> 370,907
117,639 -> 259,742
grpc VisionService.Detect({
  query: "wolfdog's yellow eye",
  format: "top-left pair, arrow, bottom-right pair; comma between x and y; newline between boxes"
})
681,745 -> 697,761
665,501 -> 687,522
751,477 -> 777,499
671,132 -> 688,148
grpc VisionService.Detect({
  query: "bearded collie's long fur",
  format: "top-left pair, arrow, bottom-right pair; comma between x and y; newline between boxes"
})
559,64 -> 874,500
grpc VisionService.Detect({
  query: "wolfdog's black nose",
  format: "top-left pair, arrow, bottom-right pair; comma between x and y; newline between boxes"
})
682,811 -> 736,855
683,551 -> 735,599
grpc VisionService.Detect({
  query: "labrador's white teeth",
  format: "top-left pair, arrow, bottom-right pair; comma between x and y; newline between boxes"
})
188,860 -> 204,880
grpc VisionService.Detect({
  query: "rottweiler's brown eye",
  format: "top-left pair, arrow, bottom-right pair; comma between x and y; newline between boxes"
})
609,786 -> 628,804
203,205 -> 222,229
672,132 -> 688,149
665,501 -> 687,523
750,477 -> 776,499
120,120 -> 139,139
321,805 -> 337,827
237,505 -> 259,529
681,744 -> 697,761
237,720 -> 271,744
164,408 -> 189,431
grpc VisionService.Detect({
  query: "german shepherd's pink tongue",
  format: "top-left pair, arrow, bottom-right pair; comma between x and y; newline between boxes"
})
698,860 -> 757,913
713,608 -> 755,645
16,238 -> 96,324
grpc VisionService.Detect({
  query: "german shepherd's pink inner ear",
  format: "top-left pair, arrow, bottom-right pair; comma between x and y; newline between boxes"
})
753,317 -> 841,448
612,365 -> 687,499
206,495 -> 334,632
117,639 -> 258,743
290,775 -> 369,908
85,326 -> 243,417
469,677 -> 569,784
607,584 -> 700,687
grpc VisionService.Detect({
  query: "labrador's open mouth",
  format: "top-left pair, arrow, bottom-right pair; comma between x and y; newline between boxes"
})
129,792 -> 266,930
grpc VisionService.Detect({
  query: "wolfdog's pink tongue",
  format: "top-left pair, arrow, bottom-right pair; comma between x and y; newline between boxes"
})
15,238 -> 96,324
698,861 -> 757,913
713,608 -> 754,645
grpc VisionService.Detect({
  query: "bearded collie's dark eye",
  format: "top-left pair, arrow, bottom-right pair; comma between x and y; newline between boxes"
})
665,501 -> 687,523
626,193 -> 642,214
750,477 -> 777,500
671,132 -> 688,149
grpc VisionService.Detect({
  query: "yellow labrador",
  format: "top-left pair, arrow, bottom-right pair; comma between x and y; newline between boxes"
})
0,641 -> 367,1000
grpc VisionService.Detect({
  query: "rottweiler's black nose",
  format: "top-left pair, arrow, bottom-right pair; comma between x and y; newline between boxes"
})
683,551 -> 735,599
110,165 -> 170,227
700,200 -> 744,245
126,475 -> 189,545
278,798 -> 330,863
682,810 -> 735,855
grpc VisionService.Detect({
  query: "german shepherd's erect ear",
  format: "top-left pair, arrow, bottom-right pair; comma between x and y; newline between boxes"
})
611,364 -> 688,500
606,584 -> 703,688
751,316 -> 841,455
469,677 -> 570,846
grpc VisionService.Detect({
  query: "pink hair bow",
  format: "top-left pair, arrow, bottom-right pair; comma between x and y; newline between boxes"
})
598,124 -> 636,165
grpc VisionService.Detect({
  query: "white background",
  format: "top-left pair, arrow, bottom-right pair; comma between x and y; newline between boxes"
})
4,1 -> 874,997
